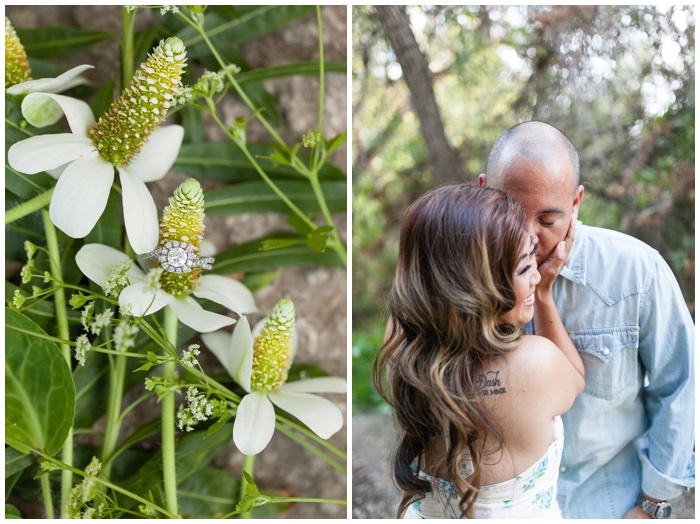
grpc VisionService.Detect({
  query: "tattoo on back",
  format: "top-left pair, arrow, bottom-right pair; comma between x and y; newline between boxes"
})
476,370 -> 507,396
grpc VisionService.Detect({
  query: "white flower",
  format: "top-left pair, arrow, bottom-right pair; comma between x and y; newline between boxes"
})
75,244 -> 257,333
7,38 -> 188,253
6,64 -> 93,127
201,302 -> 347,455
6,96 -> 183,253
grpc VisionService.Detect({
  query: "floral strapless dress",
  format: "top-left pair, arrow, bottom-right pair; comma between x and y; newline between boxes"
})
404,416 -> 564,519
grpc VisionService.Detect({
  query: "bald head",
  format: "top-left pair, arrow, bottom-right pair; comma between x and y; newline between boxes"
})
486,121 -> 580,191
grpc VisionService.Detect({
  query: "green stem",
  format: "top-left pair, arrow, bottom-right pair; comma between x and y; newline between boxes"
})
309,174 -> 346,265
276,414 -> 346,460
179,12 -> 289,153
162,307 -> 179,517
271,497 -> 346,505
314,6 -> 325,172
204,100 -> 317,232
14,441 -> 178,519
42,210 -> 73,518
5,188 -> 54,225
240,454 -> 255,519
121,7 -> 136,89
101,340 -> 127,475
40,473 -> 55,519
276,425 -> 345,474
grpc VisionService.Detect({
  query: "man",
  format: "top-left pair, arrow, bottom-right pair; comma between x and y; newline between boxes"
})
479,121 -> 694,519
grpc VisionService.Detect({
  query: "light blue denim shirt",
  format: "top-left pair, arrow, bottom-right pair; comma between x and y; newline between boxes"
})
526,223 -> 695,518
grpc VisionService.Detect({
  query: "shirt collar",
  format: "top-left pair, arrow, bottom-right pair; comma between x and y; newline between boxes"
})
559,220 -> 586,286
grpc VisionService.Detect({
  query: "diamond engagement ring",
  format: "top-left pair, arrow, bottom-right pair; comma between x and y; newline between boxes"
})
142,241 -> 215,273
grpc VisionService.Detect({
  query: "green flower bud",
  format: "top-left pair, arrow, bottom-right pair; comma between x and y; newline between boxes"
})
90,37 -> 187,167
5,17 -> 31,89
157,178 -> 206,297
250,299 -> 295,393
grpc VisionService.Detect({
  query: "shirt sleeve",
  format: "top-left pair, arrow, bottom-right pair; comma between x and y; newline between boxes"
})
636,252 -> 695,500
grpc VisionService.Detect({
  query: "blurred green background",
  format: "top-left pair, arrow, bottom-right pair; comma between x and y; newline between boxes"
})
351,5 -> 695,413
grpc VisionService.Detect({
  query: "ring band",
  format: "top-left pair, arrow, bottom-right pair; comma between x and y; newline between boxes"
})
142,241 -> 214,274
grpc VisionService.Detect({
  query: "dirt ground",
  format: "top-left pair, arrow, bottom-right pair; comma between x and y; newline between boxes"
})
352,411 -> 695,519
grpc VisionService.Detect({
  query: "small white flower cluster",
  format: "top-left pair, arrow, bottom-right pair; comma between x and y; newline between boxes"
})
192,64 -> 241,98
176,386 -> 214,432
66,457 -> 102,519
173,85 -> 192,105
80,302 -> 114,336
144,267 -> 164,291
12,289 -> 25,309
160,5 -> 179,15
180,344 -> 201,367
114,318 -> 139,353
102,259 -> 132,298
74,334 -> 92,367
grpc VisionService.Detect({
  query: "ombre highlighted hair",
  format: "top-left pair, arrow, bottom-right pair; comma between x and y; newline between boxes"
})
373,183 -> 528,518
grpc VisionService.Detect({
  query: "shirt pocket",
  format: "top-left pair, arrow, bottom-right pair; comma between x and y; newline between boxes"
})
568,327 -> 639,400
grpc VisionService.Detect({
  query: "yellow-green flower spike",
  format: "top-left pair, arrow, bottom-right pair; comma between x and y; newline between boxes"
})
90,37 -> 187,167
157,178 -> 205,297
251,298 -> 296,393
5,17 -> 31,89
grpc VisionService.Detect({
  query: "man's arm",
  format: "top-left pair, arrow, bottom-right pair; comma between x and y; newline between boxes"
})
627,253 -> 695,517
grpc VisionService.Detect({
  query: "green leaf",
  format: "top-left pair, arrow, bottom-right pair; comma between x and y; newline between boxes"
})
116,424 -> 234,512
204,412 -> 233,439
177,6 -> 315,62
16,26 -> 113,59
5,504 -> 22,519
260,237 -> 305,251
235,61 -> 347,84
205,180 -> 346,216
5,447 -> 35,479
212,233 -> 345,274
5,308 -> 75,456
324,131 -> 348,156
90,73 -> 115,121
174,142 -> 346,181
178,466 -> 240,518
241,270 -> 279,293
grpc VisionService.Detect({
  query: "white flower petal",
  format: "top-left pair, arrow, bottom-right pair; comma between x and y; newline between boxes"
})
7,64 -> 93,95
21,93 -> 95,133
8,134 -> 94,175
126,126 -> 184,182
201,331 -> 235,375
75,244 -> 145,287
119,283 -> 170,317
49,152 -> 114,238
233,392 -> 276,455
268,391 -> 344,439
168,296 -> 235,333
278,377 -> 347,394
193,275 -> 258,315
230,316 -> 254,392
199,239 -> 217,257
118,168 -> 159,254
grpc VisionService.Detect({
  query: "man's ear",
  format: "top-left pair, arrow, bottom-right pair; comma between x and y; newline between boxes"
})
478,173 -> 487,187
572,184 -> 584,220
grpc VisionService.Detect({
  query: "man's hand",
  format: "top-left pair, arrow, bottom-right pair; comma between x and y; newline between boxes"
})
535,215 -> 576,294
623,506 -> 652,519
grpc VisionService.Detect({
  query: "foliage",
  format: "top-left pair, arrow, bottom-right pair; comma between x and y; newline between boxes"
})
352,5 -> 695,411
5,6 -> 346,519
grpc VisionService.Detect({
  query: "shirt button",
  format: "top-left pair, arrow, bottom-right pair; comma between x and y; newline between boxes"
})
560,466 -> 566,473
603,348 -> 610,356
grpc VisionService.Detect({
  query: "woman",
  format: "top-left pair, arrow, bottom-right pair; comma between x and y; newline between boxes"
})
373,184 -> 584,519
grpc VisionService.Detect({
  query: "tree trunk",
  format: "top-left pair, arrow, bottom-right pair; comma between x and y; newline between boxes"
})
375,5 -> 465,184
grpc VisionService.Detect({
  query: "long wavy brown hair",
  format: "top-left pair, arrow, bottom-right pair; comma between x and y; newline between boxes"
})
372,184 -> 527,518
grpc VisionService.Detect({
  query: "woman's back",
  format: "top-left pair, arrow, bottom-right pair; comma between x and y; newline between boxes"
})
406,335 -> 579,518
